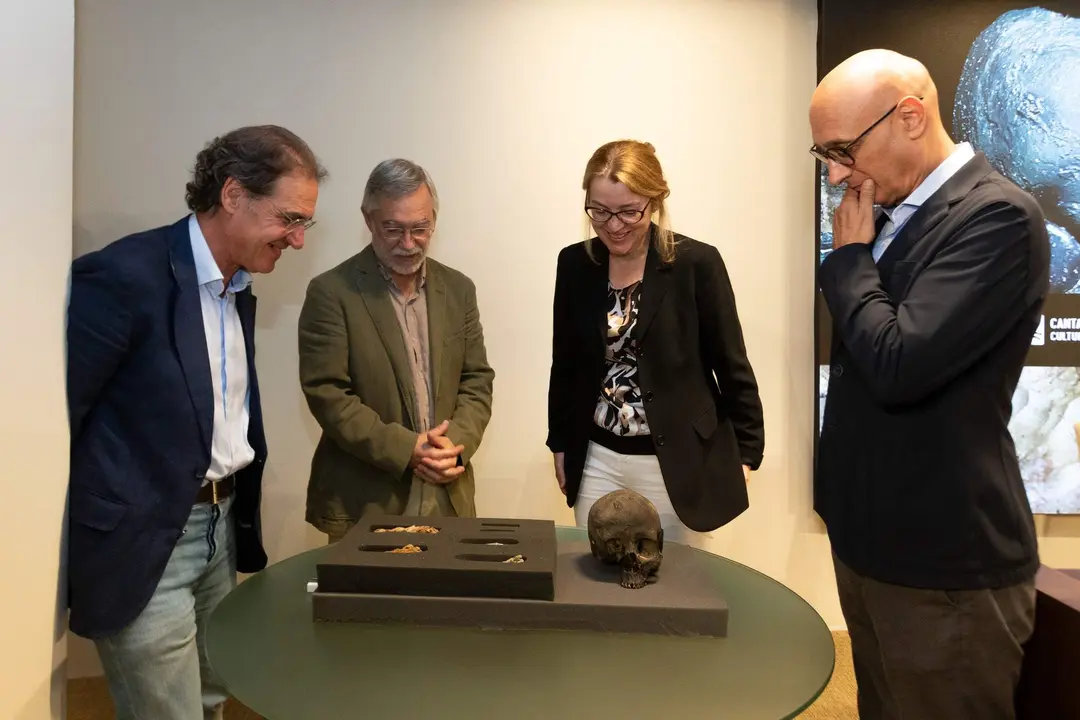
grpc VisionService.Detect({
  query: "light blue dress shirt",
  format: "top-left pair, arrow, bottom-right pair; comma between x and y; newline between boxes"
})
188,214 -> 255,482
872,142 -> 976,263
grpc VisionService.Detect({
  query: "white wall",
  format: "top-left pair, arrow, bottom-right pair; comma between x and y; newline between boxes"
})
69,0 -> 1080,682
63,0 -> 1080,678
0,1 -> 74,717
70,3 -> 829,658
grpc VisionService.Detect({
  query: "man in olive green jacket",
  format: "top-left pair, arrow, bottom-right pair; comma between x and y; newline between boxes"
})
298,159 -> 495,541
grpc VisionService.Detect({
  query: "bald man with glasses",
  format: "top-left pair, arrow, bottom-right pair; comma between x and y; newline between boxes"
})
810,50 -> 1050,719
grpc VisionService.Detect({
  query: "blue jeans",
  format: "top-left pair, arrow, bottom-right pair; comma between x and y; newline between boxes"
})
96,495 -> 237,720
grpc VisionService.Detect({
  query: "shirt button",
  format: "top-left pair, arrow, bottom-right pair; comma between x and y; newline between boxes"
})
645,391 -> 654,402
656,435 -> 666,447
833,364 -> 844,377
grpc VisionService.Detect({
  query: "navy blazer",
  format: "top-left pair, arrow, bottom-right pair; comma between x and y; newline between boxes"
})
66,217 -> 268,639
816,153 -> 1049,591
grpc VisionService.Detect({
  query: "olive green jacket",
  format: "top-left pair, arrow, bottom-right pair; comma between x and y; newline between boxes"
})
298,245 -> 495,536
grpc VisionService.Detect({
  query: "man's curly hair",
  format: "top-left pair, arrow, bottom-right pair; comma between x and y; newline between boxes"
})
185,125 -> 328,213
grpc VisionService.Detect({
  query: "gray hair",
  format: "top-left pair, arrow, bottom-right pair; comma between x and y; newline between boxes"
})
361,158 -> 439,218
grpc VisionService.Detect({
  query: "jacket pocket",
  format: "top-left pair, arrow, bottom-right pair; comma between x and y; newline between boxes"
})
693,405 -> 718,439
70,488 -> 127,532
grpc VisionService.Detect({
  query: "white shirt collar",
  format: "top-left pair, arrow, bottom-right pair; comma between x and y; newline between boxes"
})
882,142 -> 975,220
188,214 -> 252,292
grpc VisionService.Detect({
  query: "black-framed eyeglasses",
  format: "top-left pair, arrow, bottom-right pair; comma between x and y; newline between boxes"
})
584,200 -> 651,224
809,96 -> 923,166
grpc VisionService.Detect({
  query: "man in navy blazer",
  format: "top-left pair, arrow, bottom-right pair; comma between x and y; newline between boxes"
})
810,51 -> 1049,719
66,125 -> 326,719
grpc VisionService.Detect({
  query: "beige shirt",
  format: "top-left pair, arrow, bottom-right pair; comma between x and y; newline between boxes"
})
378,262 -> 455,517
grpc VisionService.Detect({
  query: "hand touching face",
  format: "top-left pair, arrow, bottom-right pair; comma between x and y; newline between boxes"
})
832,179 -> 877,249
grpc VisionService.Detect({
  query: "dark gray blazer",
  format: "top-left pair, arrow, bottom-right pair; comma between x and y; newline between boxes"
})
817,152 -> 1050,590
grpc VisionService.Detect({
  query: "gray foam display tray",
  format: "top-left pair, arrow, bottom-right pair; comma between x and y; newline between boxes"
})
315,514 -> 557,601
313,540 -> 729,637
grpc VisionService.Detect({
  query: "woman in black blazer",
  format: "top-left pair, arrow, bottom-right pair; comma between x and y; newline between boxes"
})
546,140 -> 765,544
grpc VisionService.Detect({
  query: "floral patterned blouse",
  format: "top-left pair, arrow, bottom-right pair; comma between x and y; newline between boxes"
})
594,280 -> 650,438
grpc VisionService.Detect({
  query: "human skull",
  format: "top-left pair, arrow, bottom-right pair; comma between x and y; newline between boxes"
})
586,489 -> 663,589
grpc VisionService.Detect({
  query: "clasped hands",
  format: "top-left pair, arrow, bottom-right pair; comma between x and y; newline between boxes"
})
410,419 -> 466,484
832,179 -> 877,249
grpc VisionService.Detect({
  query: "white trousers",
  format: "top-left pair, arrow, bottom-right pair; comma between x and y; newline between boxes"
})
573,441 -> 709,548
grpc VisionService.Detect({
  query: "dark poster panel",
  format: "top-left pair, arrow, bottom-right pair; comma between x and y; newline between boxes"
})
816,2 -> 1080,513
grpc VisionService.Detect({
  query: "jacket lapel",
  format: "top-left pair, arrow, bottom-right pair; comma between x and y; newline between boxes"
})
587,241 -> 611,351
167,220 -> 214,450
874,208 -> 888,237
236,289 -> 256,364
236,289 -> 266,457
632,227 -> 672,342
876,153 -> 992,273
426,265 -> 447,403
355,247 -> 416,422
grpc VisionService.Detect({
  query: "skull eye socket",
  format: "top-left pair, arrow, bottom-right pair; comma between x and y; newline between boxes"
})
606,538 -> 624,555
637,539 -> 659,557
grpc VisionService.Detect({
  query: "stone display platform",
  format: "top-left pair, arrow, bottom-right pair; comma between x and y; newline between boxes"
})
313,526 -> 729,637
315,514 -> 558,601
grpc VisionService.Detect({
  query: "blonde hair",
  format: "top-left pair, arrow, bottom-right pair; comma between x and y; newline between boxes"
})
582,140 -> 676,264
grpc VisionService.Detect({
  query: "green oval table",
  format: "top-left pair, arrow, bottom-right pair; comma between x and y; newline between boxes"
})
207,527 -> 834,719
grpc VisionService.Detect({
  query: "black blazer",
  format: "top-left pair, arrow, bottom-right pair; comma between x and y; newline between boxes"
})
66,218 -> 269,639
546,230 -> 765,532
816,153 -> 1049,591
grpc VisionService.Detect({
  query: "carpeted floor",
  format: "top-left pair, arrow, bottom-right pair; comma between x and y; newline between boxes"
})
68,631 -> 857,719
797,631 -> 858,719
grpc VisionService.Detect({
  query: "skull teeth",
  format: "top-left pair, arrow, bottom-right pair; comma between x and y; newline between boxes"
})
621,568 -> 648,589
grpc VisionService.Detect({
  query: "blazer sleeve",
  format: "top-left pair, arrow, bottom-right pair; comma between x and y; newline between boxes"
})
546,247 -> 575,453
444,277 -> 495,467
696,244 -> 765,469
298,277 -> 417,477
66,252 -> 136,441
819,199 -> 1046,406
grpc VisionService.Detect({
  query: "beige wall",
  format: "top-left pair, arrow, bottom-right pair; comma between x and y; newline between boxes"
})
68,0 -> 1080,678
0,1 -> 74,716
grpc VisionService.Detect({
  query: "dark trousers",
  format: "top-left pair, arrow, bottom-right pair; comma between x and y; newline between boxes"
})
833,553 -> 1035,720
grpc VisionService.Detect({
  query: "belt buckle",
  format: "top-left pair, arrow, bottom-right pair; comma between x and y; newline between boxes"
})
211,480 -> 219,505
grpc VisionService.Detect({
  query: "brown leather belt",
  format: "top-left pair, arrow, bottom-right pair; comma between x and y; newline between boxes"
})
195,474 -> 235,505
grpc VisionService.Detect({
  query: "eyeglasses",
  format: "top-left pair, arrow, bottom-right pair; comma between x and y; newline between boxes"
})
379,224 -> 433,242
584,201 -> 651,224
266,200 -> 316,233
280,215 -> 316,233
810,96 -> 923,166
